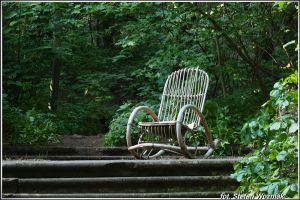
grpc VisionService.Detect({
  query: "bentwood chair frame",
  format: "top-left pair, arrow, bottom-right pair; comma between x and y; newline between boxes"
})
126,68 -> 218,159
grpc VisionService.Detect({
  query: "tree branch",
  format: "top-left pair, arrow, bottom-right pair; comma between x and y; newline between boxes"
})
197,8 -> 268,97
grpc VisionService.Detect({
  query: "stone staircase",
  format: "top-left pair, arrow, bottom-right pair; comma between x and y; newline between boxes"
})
2,145 -> 242,198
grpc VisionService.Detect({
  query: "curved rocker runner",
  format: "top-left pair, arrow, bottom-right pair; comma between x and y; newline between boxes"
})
126,68 -> 219,159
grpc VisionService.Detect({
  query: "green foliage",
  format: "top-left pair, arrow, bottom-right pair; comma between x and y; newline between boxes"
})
54,72 -> 123,135
231,71 -> 298,198
208,105 -> 239,154
104,103 -> 133,146
105,100 -> 160,146
3,95 -> 60,144
203,87 -> 265,155
2,2 -> 298,146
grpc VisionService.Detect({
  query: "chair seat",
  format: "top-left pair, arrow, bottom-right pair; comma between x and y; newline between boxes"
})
138,121 -> 195,140
138,121 -> 176,136
138,121 -> 196,130
138,121 -> 176,126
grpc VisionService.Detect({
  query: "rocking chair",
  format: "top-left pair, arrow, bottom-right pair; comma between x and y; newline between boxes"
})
126,68 -> 218,159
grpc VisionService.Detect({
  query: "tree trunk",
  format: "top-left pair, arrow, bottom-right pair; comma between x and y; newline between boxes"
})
96,15 -> 101,48
215,37 -> 226,98
18,3 -> 22,64
49,5 -> 62,112
89,14 -> 93,46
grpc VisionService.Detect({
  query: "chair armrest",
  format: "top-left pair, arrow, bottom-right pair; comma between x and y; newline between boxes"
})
127,106 -> 158,125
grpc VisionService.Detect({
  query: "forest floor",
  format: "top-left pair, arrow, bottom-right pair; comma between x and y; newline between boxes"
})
58,134 -> 105,147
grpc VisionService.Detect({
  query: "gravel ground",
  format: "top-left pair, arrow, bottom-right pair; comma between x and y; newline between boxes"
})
59,134 -> 105,147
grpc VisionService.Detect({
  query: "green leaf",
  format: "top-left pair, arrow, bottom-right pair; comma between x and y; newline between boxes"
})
291,183 -> 297,191
282,185 -> 291,196
272,168 -> 279,177
281,100 -> 289,107
249,121 -> 257,128
289,123 -> 298,133
276,99 -> 289,107
254,162 -> 264,172
234,170 -> 247,182
267,182 -> 279,194
256,129 -> 264,137
268,139 -> 276,147
273,82 -> 281,89
249,155 -> 258,161
270,122 -> 281,130
29,117 -> 34,122
9,21 -> 18,26
270,89 -> 280,97
269,150 -> 278,160
5,11 -> 18,19
260,185 -> 269,192
283,71 -> 298,84
276,151 -> 287,161
278,2 -> 285,10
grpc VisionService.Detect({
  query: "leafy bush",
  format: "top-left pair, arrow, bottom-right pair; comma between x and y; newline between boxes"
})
204,87 -> 265,156
3,95 -> 60,144
105,100 -> 160,146
205,104 -> 240,155
53,72 -> 121,135
231,71 -> 298,198
12,109 -> 61,144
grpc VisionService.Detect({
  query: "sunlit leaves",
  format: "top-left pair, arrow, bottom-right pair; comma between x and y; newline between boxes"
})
269,122 -> 281,130
288,123 -> 298,133
232,72 -> 298,198
276,150 -> 287,161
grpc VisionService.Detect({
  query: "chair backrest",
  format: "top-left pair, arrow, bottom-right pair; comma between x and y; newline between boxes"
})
158,68 -> 209,126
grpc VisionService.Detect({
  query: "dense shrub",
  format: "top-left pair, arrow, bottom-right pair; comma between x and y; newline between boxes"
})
3,95 -> 60,144
104,100 -> 160,146
231,71 -> 298,198
204,91 -> 264,155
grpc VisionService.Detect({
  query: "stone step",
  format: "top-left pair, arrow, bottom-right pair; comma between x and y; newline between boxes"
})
3,144 -> 251,157
3,191 -> 234,198
4,155 -> 135,160
3,157 -> 241,198
3,176 -> 238,193
3,155 -> 239,160
3,145 -> 129,156
3,158 -> 242,178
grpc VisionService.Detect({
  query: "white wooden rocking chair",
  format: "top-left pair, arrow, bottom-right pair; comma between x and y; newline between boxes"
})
126,68 -> 218,159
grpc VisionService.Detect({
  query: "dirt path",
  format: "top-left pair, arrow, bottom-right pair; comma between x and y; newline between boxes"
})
58,134 -> 105,147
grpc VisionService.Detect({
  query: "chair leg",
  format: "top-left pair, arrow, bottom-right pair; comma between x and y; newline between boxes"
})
176,121 -> 194,159
203,139 -> 219,158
